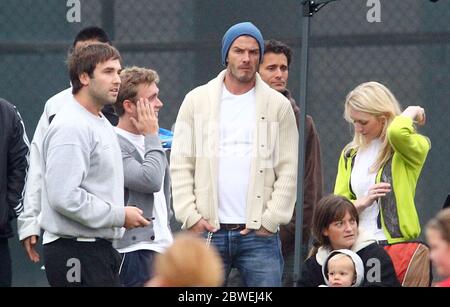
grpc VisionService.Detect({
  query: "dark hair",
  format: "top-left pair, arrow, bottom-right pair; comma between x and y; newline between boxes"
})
263,39 -> 293,67
312,194 -> 359,249
72,26 -> 111,47
427,208 -> 450,243
68,43 -> 121,94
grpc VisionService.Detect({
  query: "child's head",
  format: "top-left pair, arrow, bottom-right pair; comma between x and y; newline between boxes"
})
323,249 -> 364,287
426,208 -> 450,278
327,253 -> 356,287
146,232 -> 224,287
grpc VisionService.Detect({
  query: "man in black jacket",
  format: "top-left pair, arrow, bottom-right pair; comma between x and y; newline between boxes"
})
0,98 -> 29,286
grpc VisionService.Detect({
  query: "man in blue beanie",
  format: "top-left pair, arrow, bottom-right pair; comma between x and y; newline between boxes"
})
171,22 -> 299,287
221,21 -> 265,66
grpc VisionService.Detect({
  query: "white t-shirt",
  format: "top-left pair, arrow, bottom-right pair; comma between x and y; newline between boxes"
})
351,138 -> 387,241
217,85 -> 256,223
19,87 -> 72,241
115,127 -> 173,253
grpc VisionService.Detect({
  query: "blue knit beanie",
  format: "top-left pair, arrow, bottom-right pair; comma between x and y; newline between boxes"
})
221,22 -> 264,66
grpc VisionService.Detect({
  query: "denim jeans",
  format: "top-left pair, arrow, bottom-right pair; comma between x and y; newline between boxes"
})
206,228 -> 284,287
119,249 -> 157,287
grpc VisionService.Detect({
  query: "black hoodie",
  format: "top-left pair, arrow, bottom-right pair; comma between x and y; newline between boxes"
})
298,229 -> 401,287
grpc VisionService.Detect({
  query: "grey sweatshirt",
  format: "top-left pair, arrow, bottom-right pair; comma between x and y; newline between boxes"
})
40,98 -> 125,241
114,131 -> 172,250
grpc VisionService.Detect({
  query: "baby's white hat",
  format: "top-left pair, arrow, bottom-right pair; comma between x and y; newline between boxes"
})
322,249 -> 365,287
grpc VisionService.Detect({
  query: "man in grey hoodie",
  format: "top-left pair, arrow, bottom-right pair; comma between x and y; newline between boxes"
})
40,43 -> 149,287
114,66 -> 173,287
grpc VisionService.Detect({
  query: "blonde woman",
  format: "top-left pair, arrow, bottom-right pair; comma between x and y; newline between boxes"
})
334,82 -> 430,244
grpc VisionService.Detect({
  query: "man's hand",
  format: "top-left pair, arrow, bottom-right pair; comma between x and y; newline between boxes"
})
189,218 -> 217,234
240,226 -> 273,237
130,98 -> 159,136
124,206 -> 151,229
22,235 -> 40,263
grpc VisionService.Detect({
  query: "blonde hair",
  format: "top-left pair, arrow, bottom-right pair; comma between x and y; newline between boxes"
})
150,232 -> 224,287
344,81 -> 402,172
115,66 -> 159,116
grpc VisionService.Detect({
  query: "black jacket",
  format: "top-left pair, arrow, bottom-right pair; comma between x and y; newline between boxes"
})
101,104 -> 118,126
0,98 -> 29,238
278,89 -> 323,255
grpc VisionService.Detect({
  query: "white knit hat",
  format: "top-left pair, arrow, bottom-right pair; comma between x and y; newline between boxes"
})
322,249 -> 365,287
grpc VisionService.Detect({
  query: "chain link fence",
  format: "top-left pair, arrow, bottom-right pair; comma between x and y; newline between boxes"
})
0,0 -> 448,286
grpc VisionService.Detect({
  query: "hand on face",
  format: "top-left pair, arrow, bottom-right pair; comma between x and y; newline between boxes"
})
130,98 -> 159,136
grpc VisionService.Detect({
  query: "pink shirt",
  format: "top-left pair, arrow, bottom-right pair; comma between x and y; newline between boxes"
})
437,277 -> 450,287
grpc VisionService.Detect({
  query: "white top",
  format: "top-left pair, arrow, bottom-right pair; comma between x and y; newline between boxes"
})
217,85 -> 255,223
351,138 -> 386,241
114,128 -> 173,254
18,87 -> 73,241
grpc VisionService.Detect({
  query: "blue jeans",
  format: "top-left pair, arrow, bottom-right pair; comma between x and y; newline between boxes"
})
206,229 -> 284,287
119,250 -> 157,287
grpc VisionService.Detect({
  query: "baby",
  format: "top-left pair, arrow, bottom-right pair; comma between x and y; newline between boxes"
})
322,249 -> 364,287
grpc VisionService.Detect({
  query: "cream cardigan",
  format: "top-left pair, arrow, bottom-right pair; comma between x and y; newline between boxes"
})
170,70 -> 298,233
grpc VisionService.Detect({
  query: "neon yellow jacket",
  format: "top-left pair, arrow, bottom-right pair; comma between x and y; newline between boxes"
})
334,116 -> 430,244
